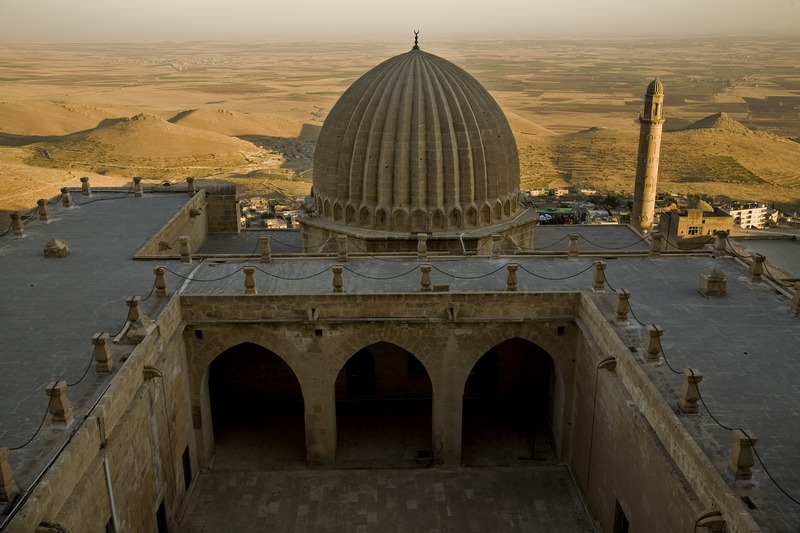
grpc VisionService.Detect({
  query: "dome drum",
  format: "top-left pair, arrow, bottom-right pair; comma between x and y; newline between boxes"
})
314,193 -> 518,232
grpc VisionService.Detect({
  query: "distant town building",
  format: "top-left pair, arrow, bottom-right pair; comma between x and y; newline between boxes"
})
721,202 -> 769,229
657,199 -> 733,249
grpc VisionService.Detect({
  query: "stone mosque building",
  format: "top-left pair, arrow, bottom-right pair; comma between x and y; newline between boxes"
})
1,38 -> 800,532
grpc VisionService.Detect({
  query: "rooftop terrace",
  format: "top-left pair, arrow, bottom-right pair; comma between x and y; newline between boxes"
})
1,188 -> 799,531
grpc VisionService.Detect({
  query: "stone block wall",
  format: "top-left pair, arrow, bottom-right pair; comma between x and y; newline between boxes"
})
180,292 -> 581,467
205,185 -> 241,235
572,295 -> 760,533
6,298 -> 195,532
135,190 -> 208,258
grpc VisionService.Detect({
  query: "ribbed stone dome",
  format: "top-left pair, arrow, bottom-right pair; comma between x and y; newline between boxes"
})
647,78 -> 664,95
313,46 -> 520,233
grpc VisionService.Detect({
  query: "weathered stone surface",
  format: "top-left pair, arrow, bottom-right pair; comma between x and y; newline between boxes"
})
124,315 -> 157,343
700,268 -> 726,297
0,447 -> 18,505
43,238 -> 69,258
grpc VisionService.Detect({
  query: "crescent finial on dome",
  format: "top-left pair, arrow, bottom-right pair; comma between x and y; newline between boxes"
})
413,30 -> 420,50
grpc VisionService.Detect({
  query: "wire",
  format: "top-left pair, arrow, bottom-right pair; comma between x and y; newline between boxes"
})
722,235 -> 792,287
431,263 -> 507,280
8,396 -> 53,451
163,265 -> 245,282
752,444 -> 800,506
518,261 -> 597,281
74,183 -> 135,206
654,333 -> 682,375
660,233 -> 715,251
253,264 -> 333,281
722,236 -> 751,260
690,365 -> 800,506
341,264 -> 419,280
531,233 -> 569,251
140,276 -> 158,302
66,352 -> 96,388
578,233 -> 649,250
20,204 -> 40,221
47,193 -> 65,205
761,261 -> 793,288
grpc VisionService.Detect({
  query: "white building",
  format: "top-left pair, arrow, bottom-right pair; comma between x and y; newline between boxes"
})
722,202 -> 769,229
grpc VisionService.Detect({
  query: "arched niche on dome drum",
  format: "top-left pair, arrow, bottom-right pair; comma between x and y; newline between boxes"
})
334,202 -> 343,221
481,205 -> 491,224
392,209 -> 409,231
466,206 -> 478,228
448,207 -> 462,230
430,210 -> 445,232
492,202 -> 502,221
359,206 -> 372,228
503,199 -> 511,217
324,199 -> 332,218
375,208 -> 389,230
345,204 -> 357,226
412,210 -> 427,233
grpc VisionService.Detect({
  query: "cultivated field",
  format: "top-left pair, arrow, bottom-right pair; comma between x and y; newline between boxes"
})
1,35 -> 799,226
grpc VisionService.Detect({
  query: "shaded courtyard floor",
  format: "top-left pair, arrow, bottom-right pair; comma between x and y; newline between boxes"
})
178,399 -> 592,531
177,466 -> 593,532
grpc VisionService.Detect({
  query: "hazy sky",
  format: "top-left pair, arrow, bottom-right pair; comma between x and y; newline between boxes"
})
0,0 -> 798,41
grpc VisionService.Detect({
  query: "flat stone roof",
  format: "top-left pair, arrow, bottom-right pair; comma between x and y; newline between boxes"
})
0,191 -> 197,489
1,192 -> 799,531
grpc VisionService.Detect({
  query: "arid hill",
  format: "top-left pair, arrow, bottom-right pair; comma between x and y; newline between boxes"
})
0,101 -> 112,138
518,113 -> 800,209
504,111 -> 557,137
23,113 -> 275,179
169,108 -> 319,141
678,112 -> 753,134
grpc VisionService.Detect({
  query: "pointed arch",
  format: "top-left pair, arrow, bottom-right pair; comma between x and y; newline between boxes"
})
335,341 -> 433,467
462,337 -> 563,466
208,342 -> 306,467
448,207 -> 462,229
465,206 -> 478,228
411,209 -> 428,232
430,210 -> 445,232
480,204 -> 491,224
359,206 -> 372,227
345,204 -> 357,225
392,208 -> 409,231
375,208 -> 389,230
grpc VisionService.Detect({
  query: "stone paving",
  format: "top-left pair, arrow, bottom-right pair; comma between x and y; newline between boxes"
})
178,466 -> 592,532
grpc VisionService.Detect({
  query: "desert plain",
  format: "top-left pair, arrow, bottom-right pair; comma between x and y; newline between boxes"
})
1,35 -> 800,228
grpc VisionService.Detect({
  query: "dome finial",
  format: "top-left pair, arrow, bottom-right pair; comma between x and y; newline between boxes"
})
412,30 -> 420,50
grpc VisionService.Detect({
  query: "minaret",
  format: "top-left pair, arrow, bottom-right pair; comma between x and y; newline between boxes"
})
631,79 -> 665,234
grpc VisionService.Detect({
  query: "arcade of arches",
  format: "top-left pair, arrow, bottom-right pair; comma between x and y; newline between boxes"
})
203,337 -> 562,469
185,314 -> 575,470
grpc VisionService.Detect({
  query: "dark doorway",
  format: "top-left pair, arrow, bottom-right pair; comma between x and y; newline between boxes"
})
209,342 -> 305,469
346,348 -> 376,396
462,338 -> 556,466
335,342 -> 432,468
